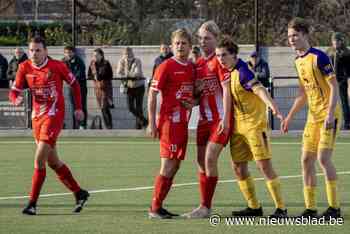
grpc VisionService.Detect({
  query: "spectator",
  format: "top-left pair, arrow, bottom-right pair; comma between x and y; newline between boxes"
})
189,45 -> 201,63
117,47 -> 147,129
0,52 -> 9,88
327,32 -> 350,130
62,46 -> 88,129
7,48 -> 28,86
247,51 -> 271,89
151,43 -> 173,79
88,48 -> 114,129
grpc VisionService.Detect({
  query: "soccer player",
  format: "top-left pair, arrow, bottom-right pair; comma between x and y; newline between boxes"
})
147,28 -> 195,219
182,21 -> 231,218
281,18 -> 342,219
217,35 -> 287,218
9,36 -> 89,215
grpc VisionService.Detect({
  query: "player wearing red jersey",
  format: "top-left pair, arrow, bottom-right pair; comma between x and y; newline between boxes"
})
147,29 -> 195,219
9,37 -> 89,215
182,21 -> 231,218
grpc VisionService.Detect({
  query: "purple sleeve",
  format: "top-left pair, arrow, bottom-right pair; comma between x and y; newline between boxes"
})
239,67 -> 259,91
317,52 -> 335,76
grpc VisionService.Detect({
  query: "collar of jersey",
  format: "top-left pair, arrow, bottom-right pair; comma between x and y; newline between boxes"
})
297,47 -> 313,58
232,58 -> 243,71
203,52 -> 215,61
31,57 -> 49,69
171,56 -> 189,66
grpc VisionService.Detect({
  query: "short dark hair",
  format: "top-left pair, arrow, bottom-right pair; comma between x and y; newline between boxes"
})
217,35 -> 239,55
29,36 -> 47,48
288,17 -> 310,34
192,46 -> 200,54
64,45 -> 75,52
94,48 -> 104,57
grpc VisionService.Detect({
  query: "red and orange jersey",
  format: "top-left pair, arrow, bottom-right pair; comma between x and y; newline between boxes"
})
151,57 -> 195,123
195,54 -> 230,122
10,58 -> 81,118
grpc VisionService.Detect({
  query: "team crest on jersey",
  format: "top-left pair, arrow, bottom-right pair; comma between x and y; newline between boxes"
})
207,61 -> 215,72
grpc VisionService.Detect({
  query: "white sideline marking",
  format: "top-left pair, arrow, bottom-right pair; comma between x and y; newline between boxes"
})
0,171 -> 349,201
0,141 -> 349,145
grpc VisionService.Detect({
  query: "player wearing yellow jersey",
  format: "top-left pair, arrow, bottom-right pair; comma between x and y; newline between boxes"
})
282,18 -> 342,220
217,36 -> 287,218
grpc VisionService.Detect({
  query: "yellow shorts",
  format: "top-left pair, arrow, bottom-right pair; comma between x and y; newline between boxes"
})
303,118 -> 340,153
230,129 -> 271,162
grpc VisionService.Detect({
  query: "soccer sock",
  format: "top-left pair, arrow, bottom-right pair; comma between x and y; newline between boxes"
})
198,172 -> 207,208
54,164 -> 81,193
303,186 -> 317,210
203,176 -> 218,209
237,176 -> 260,209
325,180 -> 340,209
29,168 -> 46,204
266,177 -> 285,209
151,175 -> 173,212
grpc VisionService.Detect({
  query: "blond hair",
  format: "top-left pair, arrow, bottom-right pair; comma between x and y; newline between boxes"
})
171,28 -> 192,45
198,20 -> 221,38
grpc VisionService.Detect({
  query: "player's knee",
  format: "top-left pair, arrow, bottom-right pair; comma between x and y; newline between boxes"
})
318,156 -> 331,168
302,155 -> 316,167
233,163 -> 248,179
34,159 -> 46,169
206,156 -> 217,168
48,161 -> 60,170
161,161 -> 180,177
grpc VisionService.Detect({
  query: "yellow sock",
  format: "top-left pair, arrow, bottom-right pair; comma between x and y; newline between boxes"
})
237,177 -> 260,209
326,180 -> 340,208
266,177 -> 285,209
303,186 -> 316,210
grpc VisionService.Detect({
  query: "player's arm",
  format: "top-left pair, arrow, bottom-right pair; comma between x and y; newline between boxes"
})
147,89 -> 158,138
281,85 -> 307,133
217,79 -> 232,134
9,63 -> 26,106
318,52 -> 339,129
147,62 -> 167,138
325,75 -> 339,129
253,84 -> 283,120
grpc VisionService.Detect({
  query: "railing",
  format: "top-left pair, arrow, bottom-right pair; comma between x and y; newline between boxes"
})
270,76 -> 307,130
1,77 -> 309,130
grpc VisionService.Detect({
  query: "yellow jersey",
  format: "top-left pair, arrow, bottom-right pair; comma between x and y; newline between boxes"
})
295,47 -> 341,123
230,59 -> 267,131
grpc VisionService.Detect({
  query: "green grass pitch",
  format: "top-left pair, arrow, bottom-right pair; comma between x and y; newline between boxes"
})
0,136 -> 349,234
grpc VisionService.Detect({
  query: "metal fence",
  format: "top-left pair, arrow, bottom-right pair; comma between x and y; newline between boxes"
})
270,76 -> 307,130
0,89 -> 31,129
1,77 -> 310,130
64,80 -> 146,129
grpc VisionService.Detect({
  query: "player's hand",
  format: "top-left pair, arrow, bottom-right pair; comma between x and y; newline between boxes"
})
14,95 -> 24,106
324,113 -> 335,130
280,117 -> 290,134
194,80 -> 205,95
74,109 -> 85,121
146,123 -> 158,139
217,119 -> 230,135
180,100 -> 195,110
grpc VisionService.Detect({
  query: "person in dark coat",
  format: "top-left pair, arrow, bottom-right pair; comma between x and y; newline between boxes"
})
326,32 -> 350,129
63,46 -> 88,129
88,48 -> 114,129
7,48 -> 28,84
0,52 -> 9,88
247,51 -> 271,89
